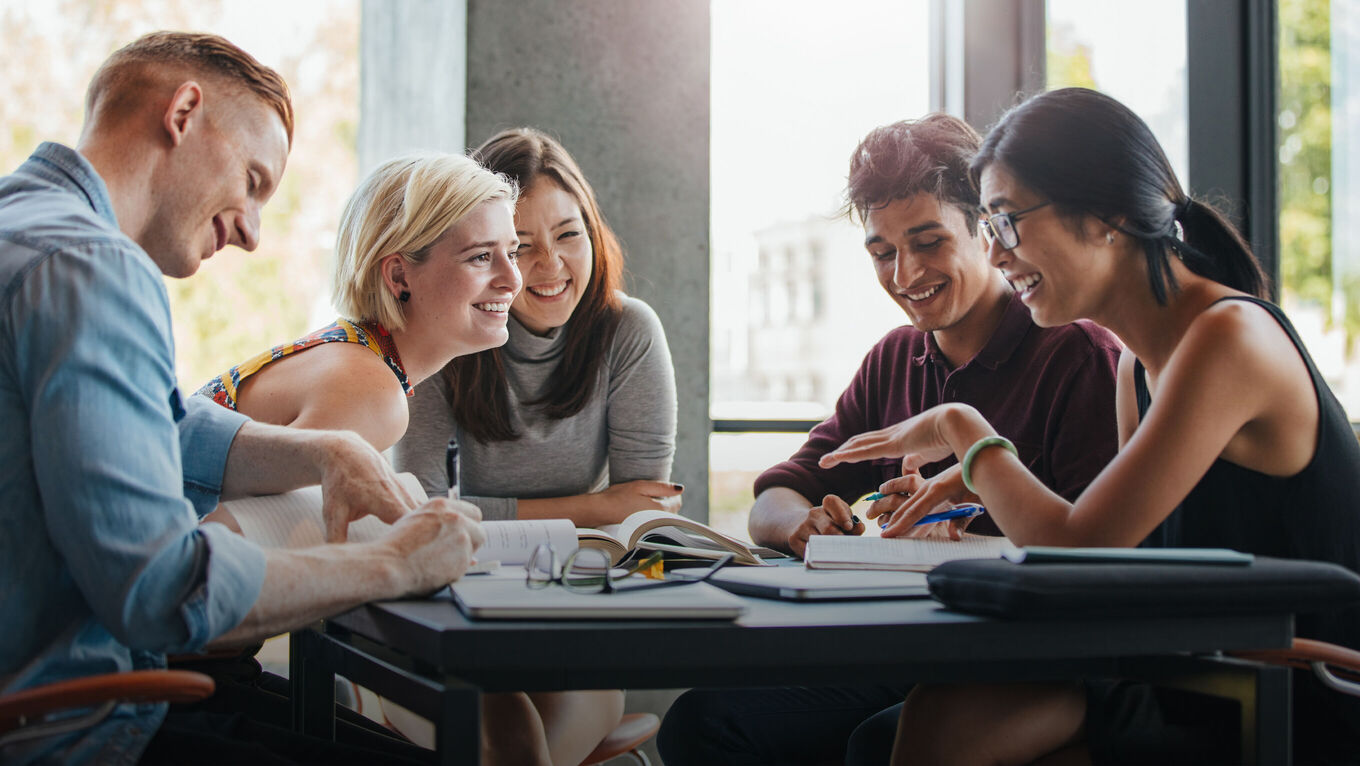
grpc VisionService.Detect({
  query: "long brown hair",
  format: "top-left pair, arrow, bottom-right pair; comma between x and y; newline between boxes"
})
444,128 -> 625,441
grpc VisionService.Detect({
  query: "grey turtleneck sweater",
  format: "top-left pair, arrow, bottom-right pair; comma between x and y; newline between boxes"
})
391,294 -> 677,519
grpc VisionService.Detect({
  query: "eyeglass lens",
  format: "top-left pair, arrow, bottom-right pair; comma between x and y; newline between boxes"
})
562,548 -> 613,593
987,214 -> 1018,249
526,543 -> 556,589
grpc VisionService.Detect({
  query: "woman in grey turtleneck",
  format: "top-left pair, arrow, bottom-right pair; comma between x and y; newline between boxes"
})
391,128 -> 677,766
393,128 -> 679,526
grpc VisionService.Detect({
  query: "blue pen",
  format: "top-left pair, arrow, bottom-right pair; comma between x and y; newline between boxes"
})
864,492 -> 985,528
912,505 -> 985,526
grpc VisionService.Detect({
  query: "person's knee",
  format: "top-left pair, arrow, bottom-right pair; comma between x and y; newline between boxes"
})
896,684 -> 975,764
846,702 -> 902,766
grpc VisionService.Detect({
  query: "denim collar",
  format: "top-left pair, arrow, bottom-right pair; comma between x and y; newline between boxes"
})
25,142 -> 119,229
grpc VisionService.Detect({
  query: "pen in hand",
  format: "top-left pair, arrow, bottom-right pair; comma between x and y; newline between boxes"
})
865,492 -> 985,529
445,436 -> 460,501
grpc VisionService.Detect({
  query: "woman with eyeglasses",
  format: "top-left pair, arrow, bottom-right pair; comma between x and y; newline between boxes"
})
821,88 -> 1360,765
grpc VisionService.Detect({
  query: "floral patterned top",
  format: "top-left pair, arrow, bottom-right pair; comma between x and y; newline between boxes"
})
197,318 -> 412,410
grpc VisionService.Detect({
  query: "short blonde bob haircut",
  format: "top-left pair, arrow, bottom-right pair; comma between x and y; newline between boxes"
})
332,153 -> 517,331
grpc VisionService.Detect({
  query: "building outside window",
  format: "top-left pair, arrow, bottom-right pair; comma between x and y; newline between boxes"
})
709,0 -> 931,537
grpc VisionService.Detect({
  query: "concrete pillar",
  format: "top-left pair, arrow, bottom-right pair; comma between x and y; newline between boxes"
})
358,0 -> 468,175
465,0 -> 713,521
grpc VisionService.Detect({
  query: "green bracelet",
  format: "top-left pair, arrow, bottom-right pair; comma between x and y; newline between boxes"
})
961,435 -> 1018,494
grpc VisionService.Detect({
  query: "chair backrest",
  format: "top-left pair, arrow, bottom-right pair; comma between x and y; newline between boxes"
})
0,669 -> 215,747
1231,638 -> 1360,697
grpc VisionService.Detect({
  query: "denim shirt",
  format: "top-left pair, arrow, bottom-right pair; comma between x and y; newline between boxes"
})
0,143 -> 267,764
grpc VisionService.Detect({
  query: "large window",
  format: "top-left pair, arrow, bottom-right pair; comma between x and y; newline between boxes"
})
708,0 -> 931,536
0,0 -> 359,393
1045,0 -> 1187,183
1278,0 -> 1360,418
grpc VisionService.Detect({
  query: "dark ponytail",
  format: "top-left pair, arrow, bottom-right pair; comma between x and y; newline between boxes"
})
972,88 -> 1269,303
1171,198 -> 1269,299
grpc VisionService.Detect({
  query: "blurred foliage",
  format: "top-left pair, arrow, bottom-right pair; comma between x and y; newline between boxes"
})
1045,21 -> 1098,91
0,0 -> 359,390
1278,0 -> 1338,332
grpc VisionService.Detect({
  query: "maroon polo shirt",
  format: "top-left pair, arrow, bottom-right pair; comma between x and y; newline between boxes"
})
754,291 -> 1122,535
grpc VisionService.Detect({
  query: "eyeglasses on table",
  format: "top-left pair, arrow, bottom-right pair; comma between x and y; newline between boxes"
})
524,543 -> 735,594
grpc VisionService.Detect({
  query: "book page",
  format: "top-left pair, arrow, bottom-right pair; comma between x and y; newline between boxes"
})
225,475 -> 574,567
229,474 -> 427,548
479,519 -> 578,566
805,534 -> 1016,571
611,510 -> 749,550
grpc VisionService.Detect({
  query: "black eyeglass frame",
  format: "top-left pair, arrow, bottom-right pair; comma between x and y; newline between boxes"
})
980,201 -> 1051,251
524,543 -> 735,594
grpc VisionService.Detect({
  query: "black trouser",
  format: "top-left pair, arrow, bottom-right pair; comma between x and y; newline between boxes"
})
657,684 -> 911,766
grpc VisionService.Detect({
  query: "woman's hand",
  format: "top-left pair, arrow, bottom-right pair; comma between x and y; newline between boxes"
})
866,465 -> 981,539
590,479 -> 684,524
819,405 -> 973,473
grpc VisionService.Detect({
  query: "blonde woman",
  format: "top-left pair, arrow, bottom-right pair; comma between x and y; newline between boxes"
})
199,153 -> 521,456
201,154 -> 607,764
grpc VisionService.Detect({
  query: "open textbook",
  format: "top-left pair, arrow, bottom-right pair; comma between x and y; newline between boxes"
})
804,533 -> 1018,572
576,509 -> 780,567
221,473 -> 577,569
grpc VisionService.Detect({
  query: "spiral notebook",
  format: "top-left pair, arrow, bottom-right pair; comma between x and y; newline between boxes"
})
804,534 -> 1017,572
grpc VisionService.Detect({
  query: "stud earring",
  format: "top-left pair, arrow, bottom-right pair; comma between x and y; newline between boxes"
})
1105,232 -> 1115,245
399,290 -> 411,303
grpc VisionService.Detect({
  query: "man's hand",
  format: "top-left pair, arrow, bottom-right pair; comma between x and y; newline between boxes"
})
318,432 -> 420,542
788,494 -> 864,559
377,497 -> 487,595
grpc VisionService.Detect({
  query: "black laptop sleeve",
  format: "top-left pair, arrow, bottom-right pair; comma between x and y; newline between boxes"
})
926,556 -> 1360,620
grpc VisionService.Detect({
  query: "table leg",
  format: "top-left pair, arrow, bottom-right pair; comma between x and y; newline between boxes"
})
290,629 -> 336,740
435,681 -> 482,766
1247,662 -> 1291,766
1120,655 -> 1292,766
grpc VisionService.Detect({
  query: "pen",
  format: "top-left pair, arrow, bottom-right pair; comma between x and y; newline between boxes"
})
864,496 -> 986,528
445,436 -> 460,500
912,505 -> 985,526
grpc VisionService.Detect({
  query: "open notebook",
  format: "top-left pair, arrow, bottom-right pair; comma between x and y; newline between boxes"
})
804,534 -> 1018,572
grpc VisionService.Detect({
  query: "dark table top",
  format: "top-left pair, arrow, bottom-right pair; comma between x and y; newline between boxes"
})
325,586 -> 1294,692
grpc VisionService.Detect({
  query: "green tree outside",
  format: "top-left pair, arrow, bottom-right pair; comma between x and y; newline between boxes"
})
0,0 -> 359,391
1278,0 -> 1336,333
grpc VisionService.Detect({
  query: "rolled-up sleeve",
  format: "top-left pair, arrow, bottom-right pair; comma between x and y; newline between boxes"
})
179,392 -> 249,517
17,244 -> 264,652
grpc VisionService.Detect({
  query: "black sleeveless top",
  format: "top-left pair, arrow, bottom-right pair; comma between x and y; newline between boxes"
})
1133,296 -> 1360,758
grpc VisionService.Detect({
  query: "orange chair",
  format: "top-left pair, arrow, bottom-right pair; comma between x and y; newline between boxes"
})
1231,637 -> 1360,697
580,712 -> 660,766
0,670 -> 215,750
